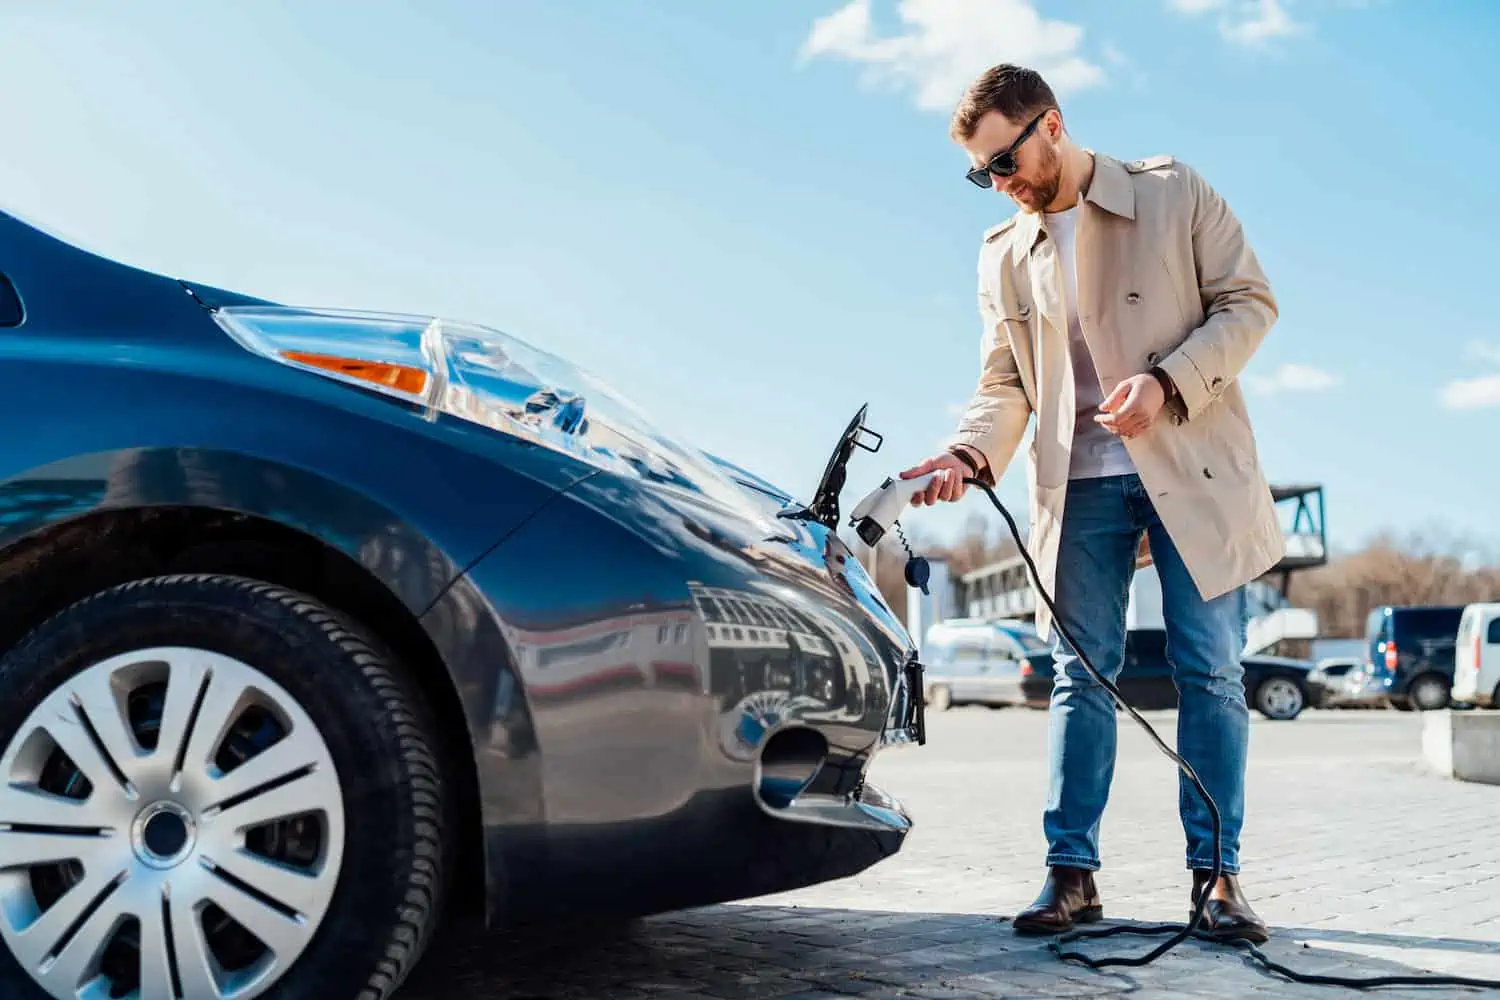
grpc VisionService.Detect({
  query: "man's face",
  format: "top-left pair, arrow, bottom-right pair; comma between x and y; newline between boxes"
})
963,108 -> 1062,214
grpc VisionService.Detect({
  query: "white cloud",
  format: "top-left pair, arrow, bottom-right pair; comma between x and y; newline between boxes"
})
1440,375 -> 1500,411
1243,362 -> 1340,394
1167,0 -> 1306,48
1226,0 -> 1301,45
1441,341 -> 1500,409
800,0 -> 1108,113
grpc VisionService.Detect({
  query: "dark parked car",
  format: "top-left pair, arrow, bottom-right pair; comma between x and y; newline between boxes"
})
1019,627 -> 1314,720
0,210 -> 925,1000
1364,604 -> 1466,711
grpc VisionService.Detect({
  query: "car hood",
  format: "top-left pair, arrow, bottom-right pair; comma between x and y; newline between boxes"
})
706,454 -> 795,504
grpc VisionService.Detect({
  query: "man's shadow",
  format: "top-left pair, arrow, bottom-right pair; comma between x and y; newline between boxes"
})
396,904 -> 1500,998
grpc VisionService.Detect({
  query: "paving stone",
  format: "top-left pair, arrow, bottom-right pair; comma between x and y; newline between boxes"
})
397,709 -> 1500,999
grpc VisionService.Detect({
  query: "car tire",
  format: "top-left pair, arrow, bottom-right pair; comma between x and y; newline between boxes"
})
926,684 -> 952,711
0,574 -> 449,1000
1252,676 -> 1305,721
1407,674 -> 1450,712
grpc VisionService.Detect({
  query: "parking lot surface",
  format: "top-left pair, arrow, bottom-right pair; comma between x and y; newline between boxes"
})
401,708 -> 1500,998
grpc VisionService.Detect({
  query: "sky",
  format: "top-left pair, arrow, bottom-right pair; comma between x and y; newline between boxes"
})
1,0 -> 1497,565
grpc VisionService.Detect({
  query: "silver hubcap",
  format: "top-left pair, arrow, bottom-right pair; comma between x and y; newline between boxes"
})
1260,678 -> 1302,717
0,647 -> 346,1000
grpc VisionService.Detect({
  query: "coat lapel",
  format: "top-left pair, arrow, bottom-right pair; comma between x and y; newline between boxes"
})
1073,152 -> 1138,390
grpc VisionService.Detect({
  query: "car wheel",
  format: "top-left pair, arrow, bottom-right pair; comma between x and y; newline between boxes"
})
1408,674 -> 1450,712
0,574 -> 449,1000
926,684 -> 952,711
1253,676 -> 1305,720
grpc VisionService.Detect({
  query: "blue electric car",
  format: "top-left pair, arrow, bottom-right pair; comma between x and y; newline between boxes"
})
0,209 -> 925,1000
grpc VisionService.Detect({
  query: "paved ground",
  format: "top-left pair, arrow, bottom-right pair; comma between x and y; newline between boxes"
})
400,707 -> 1500,998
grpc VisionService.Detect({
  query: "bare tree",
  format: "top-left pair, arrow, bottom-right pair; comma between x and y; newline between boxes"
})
1284,527 -> 1500,638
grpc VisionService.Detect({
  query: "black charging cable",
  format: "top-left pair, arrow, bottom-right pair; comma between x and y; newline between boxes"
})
960,475 -> 1500,990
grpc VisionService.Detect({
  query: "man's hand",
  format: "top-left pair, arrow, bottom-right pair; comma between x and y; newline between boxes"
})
898,451 -> 973,507
1095,373 -> 1165,439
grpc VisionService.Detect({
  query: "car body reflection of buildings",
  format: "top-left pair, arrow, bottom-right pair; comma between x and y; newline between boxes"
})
504,606 -> 700,704
693,583 -> 882,763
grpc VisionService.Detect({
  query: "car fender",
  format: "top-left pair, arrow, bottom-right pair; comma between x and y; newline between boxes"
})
0,447 -> 498,613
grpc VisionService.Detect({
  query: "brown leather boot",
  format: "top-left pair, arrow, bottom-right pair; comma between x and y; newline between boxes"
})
1190,870 -> 1269,943
1012,866 -> 1103,935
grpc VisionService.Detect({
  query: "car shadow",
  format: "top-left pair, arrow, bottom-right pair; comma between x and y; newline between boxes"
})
396,904 -> 1500,998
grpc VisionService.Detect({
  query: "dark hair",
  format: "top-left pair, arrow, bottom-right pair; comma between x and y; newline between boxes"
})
949,63 -> 1058,142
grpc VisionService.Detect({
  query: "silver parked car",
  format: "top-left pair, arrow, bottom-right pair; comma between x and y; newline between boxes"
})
920,619 -> 1050,710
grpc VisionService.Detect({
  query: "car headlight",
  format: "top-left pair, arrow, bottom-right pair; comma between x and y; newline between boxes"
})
213,305 -> 772,527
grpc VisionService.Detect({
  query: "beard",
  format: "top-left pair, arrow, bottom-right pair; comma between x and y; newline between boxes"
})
1009,140 -> 1062,213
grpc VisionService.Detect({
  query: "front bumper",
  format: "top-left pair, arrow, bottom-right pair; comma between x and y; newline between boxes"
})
438,471 -> 926,922
497,777 -> 912,924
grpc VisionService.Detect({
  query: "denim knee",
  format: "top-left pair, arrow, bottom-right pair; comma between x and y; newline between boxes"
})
1051,643 -> 1124,693
1167,620 -> 1246,701
1177,657 -> 1246,701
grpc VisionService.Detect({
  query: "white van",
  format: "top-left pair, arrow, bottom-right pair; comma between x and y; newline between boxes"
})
1453,602 -> 1500,708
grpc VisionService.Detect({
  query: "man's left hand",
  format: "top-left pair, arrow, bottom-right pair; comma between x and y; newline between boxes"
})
1095,373 -> 1165,438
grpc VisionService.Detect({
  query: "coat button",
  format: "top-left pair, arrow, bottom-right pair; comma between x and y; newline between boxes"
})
1126,292 -> 1140,304
1147,352 -> 1159,364
1019,304 -> 1031,318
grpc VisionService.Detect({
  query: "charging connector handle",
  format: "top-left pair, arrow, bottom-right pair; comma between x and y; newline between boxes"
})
960,475 -> 1500,991
848,472 -> 939,548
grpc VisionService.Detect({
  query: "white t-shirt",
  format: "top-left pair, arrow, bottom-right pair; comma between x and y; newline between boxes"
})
1044,206 -> 1136,480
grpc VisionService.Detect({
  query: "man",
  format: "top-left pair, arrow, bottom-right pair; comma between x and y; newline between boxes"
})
900,63 -> 1283,943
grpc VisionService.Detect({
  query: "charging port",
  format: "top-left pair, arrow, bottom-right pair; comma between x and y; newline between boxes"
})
756,726 -> 828,809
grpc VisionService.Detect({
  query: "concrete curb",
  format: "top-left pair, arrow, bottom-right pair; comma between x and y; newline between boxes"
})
1423,709 -> 1500,785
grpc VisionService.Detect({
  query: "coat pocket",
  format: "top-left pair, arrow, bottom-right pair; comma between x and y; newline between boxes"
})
1212,401 -> 1260,477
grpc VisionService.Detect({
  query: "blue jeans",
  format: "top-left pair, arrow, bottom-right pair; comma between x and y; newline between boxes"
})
1042,473 -> 1250,874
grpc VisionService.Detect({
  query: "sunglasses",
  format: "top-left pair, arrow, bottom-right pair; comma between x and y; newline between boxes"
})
965,109 -> 1050,189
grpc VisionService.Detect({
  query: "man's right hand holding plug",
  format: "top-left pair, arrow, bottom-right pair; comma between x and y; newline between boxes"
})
898,445 -> 989,507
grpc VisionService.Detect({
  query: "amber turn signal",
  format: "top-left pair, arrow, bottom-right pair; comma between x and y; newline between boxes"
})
281,351 -> 429,395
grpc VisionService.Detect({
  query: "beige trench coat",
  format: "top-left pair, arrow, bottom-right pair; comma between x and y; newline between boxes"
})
947,151 -> 1285,640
